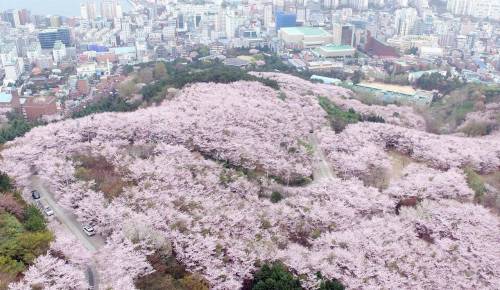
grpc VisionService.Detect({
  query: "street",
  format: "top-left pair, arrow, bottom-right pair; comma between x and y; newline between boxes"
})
29,176 -> 105,289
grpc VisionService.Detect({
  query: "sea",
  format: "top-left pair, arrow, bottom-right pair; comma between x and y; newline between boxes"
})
0,0 -> 131,17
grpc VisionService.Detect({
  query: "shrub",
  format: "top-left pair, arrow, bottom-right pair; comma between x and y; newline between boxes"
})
72,93 -> 139,118
179,274 -> 210,290
316,272 -> 345,290
74,154 -> 129,200
270,191 -> 283,203
0,194 -> 25,219
277,91 -> 287,101
460,121 -> 493,137
318,96 -> 361,132
249,262 -> 302,290
318,279 -> 345,290
0,172 -> 13,192
136,251 -> 209,290
362,114 -> 385,123
464,167 -> 487,202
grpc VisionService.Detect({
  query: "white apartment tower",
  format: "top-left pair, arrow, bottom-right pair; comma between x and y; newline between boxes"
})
52,41 -> 67,64
395,7 -> 418,35
263,3 -> 274,29
447,0 -> 500,20
349,0 -> 368,10
332,23 -> 342,45
80,1 -> 97,20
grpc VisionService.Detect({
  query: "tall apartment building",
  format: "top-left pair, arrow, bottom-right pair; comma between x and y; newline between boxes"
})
332,23 -> 342,45
349,0 -> 369,10
263,2 -> 274,29
394,7 -> 418,36
447,0 -> 500,20
80,1 -> 97,20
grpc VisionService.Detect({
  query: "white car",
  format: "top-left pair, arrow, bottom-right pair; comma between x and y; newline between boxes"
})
44,206 -> 54,216
83,225 -> 96,236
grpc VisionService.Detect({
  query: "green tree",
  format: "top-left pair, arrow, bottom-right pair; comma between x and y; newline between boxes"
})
0,213 -> 24,243
16,231 -> 53,264
0,114 -> 35,145
250,262 -> 302,290
318,97 -> 361,132
405,47 -> 418,55
270,191 -> 283,203
118,80 -> 137,98
0,256 -> 25,274
315,272 -> 345,290
153,62 -> 168,80
351,70 -> 363,84
0,172 -> 12,192
23,205 -> 46,232
464,167 -> 487,202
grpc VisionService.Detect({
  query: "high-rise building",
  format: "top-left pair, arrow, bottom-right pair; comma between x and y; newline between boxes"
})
349,0 -> 368,10
447,0 -> 500,20
80,1 -> 97,20
275,11 -> 297,31
56,28 -> 71,46
470,0 -> 500,20
263,3 -> 274,29
332,23 -> 342,44
52,41 -> 67,64
394,7 -> 417,36
322,0 -> 340,9
116,3 -> 123,19
26,43 -> 42,63
395,0 -> 409,7
2,10 -> 21,28
18,9 -> 31,25
38,28 -> 71,49
50,16 -> 62,27
38,30 -> 59,49
101,0 -> 119,20
341,24 -> 354,46
412,0 -> 429,10
446,0 -> 472,15
274,0 -> 286,11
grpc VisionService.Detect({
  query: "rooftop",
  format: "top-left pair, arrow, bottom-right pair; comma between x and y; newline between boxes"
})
280,26 -> 330,36
0,92 -> 13,103
319,44 -> 355,52
357,82 -> 416,95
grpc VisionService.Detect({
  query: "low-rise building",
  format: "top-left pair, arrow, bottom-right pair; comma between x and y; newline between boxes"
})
314,43 -> 356,58
355,82 -> 433,106
22,96 -> 59,121
279,27 -> 333,49
419,46 -> 443,58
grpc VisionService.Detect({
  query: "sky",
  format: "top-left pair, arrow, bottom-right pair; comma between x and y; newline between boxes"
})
0,0 -> 130,17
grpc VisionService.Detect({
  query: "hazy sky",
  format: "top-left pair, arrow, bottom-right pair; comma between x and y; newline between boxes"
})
0,0 -> 130,17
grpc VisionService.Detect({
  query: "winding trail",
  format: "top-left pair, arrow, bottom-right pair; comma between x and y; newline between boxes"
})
309,133 -> 336,182
29,176 -> 105,290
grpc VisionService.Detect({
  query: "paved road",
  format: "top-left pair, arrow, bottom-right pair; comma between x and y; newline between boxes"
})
29,176 -> 105,289
309,133 -> 335,181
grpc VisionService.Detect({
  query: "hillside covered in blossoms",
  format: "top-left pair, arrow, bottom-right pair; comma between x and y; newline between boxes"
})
1,73 -> 499,289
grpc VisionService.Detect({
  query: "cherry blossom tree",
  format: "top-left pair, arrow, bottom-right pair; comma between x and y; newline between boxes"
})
384,163 -> 474,201
1,79 -> 499,290
9,254 -> 88,290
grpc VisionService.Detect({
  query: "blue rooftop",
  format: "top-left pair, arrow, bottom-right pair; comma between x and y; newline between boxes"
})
0,92 -> 13,103
112,47 -> 136,54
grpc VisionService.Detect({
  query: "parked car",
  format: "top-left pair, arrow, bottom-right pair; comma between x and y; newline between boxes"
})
31,190 -> 41,199
83,225 -> 96,236
44,206 -> 54,216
